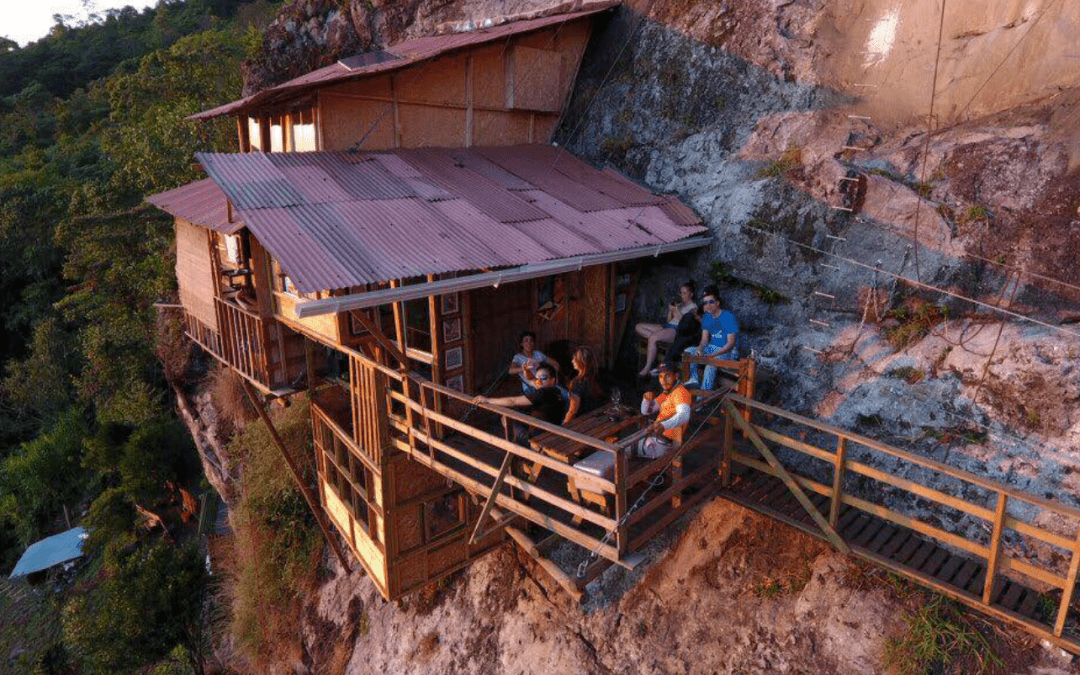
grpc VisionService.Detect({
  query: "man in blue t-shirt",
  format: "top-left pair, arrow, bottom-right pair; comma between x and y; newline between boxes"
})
683,285 -> 739,390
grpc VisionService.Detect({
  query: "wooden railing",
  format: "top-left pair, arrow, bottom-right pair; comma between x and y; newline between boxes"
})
393,377 -> 627,561
214,297 -> 271,387
724,393 -> 1080,641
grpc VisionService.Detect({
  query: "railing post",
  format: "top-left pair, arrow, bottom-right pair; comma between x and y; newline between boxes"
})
615,446 -> 628,557
1054,527 -> 1080,636
829,437 -> 847,528
721,404 -> 734,487
983,492 -> 1008,605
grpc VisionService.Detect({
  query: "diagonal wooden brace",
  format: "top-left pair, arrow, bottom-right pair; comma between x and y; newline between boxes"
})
723,399 -> 850,554
468,450 -> 514,545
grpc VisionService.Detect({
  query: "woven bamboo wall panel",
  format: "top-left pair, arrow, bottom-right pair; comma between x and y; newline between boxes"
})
392,458 -> 449,504
175,219 -> 218,332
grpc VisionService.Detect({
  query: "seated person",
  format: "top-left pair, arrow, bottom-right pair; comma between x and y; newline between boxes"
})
683,285 -> 739,391
474,363 -> 566,444
637,363 -> 692,459
663,305 -> 703,369
509,330 -> 559,394
564,346 -> 602,424
636,280 -> 698,377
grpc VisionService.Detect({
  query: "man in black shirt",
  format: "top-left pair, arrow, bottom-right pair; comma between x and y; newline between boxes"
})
473,363 -> 567,444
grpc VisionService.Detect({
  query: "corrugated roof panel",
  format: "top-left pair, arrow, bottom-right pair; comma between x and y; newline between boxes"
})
448,148 -> 534,190
544,149 -> 666,205
189,2 -> 619,120
659,199 -> 702,226
524,190 -> 664,249
430,199 -> 557,262
476,146 -> 622,212
199,152 -> 307,209
160,144 -> 710,293
145,179 -> 243,234
320,155 -> 415,200
276,165 -> 354,203
399,148 -> 548,223
508,217 -> 605,258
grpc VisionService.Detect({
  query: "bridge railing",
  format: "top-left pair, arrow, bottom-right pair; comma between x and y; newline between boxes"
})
725,393 -> 1080,639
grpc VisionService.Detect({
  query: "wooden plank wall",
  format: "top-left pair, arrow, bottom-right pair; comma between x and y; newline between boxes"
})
175,219 -> 219,333
315,21 -> 591,151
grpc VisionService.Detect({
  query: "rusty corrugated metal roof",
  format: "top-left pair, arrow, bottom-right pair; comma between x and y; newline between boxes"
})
190,1 -> 620,121
144,178 -> 243,234
173,145 -> 705,293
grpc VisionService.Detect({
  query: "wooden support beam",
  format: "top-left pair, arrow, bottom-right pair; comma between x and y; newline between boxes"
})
240,380 -> 351,571
505,526 -> 584,602
1055,528 -> 1080,636
830,437 -> 847,527
469,451 -> 514,545
351,309 -> 409,367
723,399 -> 850,554
983,492 -> 1008,605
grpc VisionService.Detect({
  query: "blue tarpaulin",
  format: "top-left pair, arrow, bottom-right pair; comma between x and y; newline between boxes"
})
9,527 -> 86,578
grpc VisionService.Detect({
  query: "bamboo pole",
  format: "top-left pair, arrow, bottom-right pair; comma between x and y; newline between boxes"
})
830,438 -> 847,527
983,493 -> 1008,605
240,380 -> 350,572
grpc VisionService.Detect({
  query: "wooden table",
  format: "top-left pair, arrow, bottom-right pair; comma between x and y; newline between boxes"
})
523,406 -> 642,481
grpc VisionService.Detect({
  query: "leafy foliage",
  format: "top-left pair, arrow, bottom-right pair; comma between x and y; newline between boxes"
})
0,2 -> 274,673
62,540 -> 210,675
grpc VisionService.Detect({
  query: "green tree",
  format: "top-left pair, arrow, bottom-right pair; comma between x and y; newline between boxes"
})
62,539 -> 210,675
0,409 -> 89,545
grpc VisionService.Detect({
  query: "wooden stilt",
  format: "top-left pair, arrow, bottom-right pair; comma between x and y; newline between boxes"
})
240,380 -> 351,572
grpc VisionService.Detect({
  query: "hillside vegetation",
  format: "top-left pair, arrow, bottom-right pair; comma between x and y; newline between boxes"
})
0,2 -> 277,672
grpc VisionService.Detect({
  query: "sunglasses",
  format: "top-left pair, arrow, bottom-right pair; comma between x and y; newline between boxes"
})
703,297 -> 718,305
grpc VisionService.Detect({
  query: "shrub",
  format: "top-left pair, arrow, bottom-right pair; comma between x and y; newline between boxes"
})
225,399 -> 321,668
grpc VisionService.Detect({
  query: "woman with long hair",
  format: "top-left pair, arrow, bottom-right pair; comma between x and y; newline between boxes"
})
563,345 -> 602,424
635,280 -> 698,376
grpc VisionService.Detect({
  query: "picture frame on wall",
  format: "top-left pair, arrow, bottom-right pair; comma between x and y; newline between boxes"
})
440,292 -> 459,315
442,317 -> 462,343
446,374 -> 464,392
444,346 -> 463,370
615,293 -> 627,313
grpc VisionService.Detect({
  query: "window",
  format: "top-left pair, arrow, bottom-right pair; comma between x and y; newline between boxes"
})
247,117 -> 261,151
292,122 -> 316,151
270,122 -> 284,152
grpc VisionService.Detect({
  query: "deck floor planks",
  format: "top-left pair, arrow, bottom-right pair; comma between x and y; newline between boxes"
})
936,554 -> 966,584
854,519 -> 885,548
908,540 -> 938,571
1000,581 -> 1025,610
864,524 -> 898,550
1017,589 -> 1041,618
881,530 -> 913,558
894,536 -> 925,566
952,560 -> 982,591
920,547 -> 950,577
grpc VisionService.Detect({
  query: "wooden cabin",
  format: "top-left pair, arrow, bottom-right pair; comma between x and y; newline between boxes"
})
148,1 -> 751,599
142,6 -> 1080,654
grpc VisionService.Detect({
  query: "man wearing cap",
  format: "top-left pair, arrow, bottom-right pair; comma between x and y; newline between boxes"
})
637,362 -> 692,459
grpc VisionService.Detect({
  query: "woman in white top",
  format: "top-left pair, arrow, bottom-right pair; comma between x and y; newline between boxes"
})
635,280 -> 698,377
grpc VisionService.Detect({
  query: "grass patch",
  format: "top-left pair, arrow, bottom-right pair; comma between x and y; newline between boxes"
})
881,298 -> 947,350
887,366 -> 925,384
959,204 -> 991,225
884,596 -> 1004,675
753,563 -> 812,598
225,398 -> 323,670
755,144 -> 802,179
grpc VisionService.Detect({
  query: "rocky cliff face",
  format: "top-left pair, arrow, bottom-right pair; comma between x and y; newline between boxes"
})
220,0 -> 1080,672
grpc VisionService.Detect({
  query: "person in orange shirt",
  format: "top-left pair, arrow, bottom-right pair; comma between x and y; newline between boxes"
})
637,362 -> 692,458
